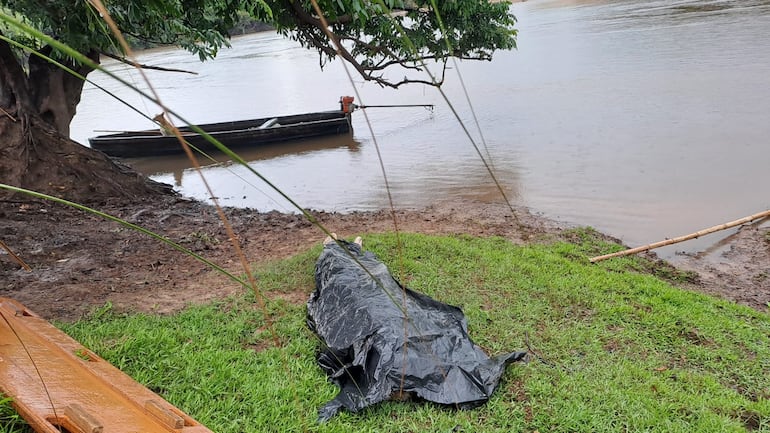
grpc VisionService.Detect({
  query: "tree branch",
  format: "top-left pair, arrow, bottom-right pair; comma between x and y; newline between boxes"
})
283,0 -> 489,89
285,0 -> 324,27
286,1 -> 372,81
99,52 -> 198,75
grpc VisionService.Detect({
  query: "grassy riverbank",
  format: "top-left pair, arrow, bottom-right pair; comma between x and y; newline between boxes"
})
3,231 -> 769,432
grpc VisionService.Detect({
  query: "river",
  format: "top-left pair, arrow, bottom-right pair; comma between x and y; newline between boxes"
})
70,0 -> 770,258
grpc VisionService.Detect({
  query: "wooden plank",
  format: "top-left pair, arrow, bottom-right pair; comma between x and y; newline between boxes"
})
64,404 -> 104,433
0,297 -> 214,433
145,400 -> 185,429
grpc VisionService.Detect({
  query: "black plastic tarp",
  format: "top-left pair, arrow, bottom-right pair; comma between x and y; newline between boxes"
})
307,239 -> 526,421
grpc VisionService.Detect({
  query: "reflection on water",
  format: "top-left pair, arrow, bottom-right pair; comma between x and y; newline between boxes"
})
127,133 -> 360,187
72,0 -> 770,257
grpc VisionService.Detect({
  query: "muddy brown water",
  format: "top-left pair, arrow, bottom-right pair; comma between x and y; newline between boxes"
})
71,0 -> 770,259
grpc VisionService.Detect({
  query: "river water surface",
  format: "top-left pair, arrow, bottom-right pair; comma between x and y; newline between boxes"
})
71,0 -> 770,257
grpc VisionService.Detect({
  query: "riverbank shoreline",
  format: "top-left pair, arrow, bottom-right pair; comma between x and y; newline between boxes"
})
1,196 -> 767,322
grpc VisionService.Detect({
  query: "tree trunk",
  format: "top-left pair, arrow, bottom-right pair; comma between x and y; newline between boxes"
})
28,46 -> 96,137
0,38 -> 172,205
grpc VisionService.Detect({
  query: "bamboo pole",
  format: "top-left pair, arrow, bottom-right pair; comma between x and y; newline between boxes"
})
589,209 -> 770,263
359,104 -> 434,109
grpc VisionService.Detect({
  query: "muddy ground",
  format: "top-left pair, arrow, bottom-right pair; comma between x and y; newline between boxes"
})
1,196 -> 768,322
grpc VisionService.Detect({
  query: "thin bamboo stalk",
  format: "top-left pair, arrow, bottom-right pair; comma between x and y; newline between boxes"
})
0,239 -> 31,271
589,209 -> 770,263
0,106 -> 17,121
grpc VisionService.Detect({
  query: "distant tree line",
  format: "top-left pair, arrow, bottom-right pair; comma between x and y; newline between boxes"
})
228,11 -> 273,36
127,11 -> 272,49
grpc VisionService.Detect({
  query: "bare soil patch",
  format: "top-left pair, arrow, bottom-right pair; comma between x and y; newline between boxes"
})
1,196 -> 767,322
672,221 -> 770,311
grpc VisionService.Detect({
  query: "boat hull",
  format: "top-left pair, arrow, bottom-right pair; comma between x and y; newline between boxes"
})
88,111 -> 351,158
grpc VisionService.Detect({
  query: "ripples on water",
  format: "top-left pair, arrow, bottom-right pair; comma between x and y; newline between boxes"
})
71,0 -> 770,257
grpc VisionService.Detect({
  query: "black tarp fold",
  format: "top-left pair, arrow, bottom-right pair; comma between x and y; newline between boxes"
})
307,239 -> 526,421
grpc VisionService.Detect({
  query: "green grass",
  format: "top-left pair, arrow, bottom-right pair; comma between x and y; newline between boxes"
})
0,397 -> 31,433
3,232 -> 769,432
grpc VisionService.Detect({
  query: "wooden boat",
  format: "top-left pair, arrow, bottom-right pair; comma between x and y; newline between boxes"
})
89,109 -> 352,158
